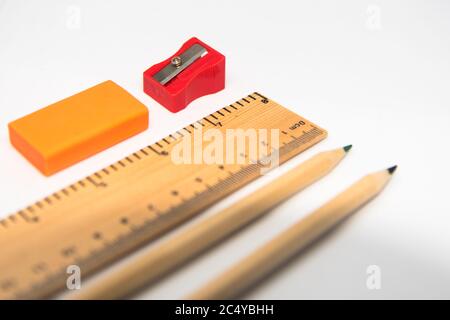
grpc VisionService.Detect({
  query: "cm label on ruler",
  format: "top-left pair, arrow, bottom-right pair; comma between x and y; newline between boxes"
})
0,93 -> 327,299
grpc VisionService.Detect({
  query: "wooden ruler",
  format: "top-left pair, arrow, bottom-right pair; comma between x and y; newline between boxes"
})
0,93 -> 327,299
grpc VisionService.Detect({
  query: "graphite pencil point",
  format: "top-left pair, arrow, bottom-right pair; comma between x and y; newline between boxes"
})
343,145 -> 353,153
387,165 -> 398,175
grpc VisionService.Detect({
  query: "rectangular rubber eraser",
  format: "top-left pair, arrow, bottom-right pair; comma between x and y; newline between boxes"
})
8,80 -> 149,176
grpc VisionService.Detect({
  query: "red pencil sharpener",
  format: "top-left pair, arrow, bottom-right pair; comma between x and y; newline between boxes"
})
143,37 -> 225,113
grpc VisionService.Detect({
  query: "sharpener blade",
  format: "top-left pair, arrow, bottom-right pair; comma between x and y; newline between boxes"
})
153,44 -> 207,85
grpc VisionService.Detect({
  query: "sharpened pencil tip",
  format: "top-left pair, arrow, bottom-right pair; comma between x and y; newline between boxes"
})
387,165 -> 398,175
343,145 -> 352,153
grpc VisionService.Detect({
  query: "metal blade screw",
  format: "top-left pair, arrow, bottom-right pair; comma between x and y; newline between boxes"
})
171,56 -> 182,68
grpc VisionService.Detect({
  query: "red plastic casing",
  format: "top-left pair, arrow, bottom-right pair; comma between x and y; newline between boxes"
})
143,37 -> 225,113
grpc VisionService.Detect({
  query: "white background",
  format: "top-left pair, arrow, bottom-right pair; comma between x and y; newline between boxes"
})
1,0 -> 449,299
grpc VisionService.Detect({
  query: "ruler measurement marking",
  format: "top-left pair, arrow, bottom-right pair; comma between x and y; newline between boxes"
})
18,210 -> 29,222
203,117 -> 216,126
253,92 -> 268,100
92,232 -> 103,240
132,153 -> 141,160
162,138 -> 170,144
147,146 -> 163,156
176,130 -> 184,137
86,177 -> 100,187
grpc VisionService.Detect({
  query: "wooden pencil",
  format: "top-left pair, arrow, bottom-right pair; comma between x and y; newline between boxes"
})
67,145 -> 351,299
187,165 -> 397,300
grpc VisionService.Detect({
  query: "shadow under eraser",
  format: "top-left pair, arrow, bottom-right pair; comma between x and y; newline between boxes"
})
8,80 -> 149,176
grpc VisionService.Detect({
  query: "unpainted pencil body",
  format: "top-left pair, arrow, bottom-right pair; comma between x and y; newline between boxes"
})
67,147 -> 349,299
187,167 -> 395,300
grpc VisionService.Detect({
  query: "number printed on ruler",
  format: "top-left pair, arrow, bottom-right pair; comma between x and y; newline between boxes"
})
0,93 -> 327,299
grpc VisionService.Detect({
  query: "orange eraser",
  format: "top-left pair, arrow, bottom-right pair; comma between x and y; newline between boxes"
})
8,80 -> 149,176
